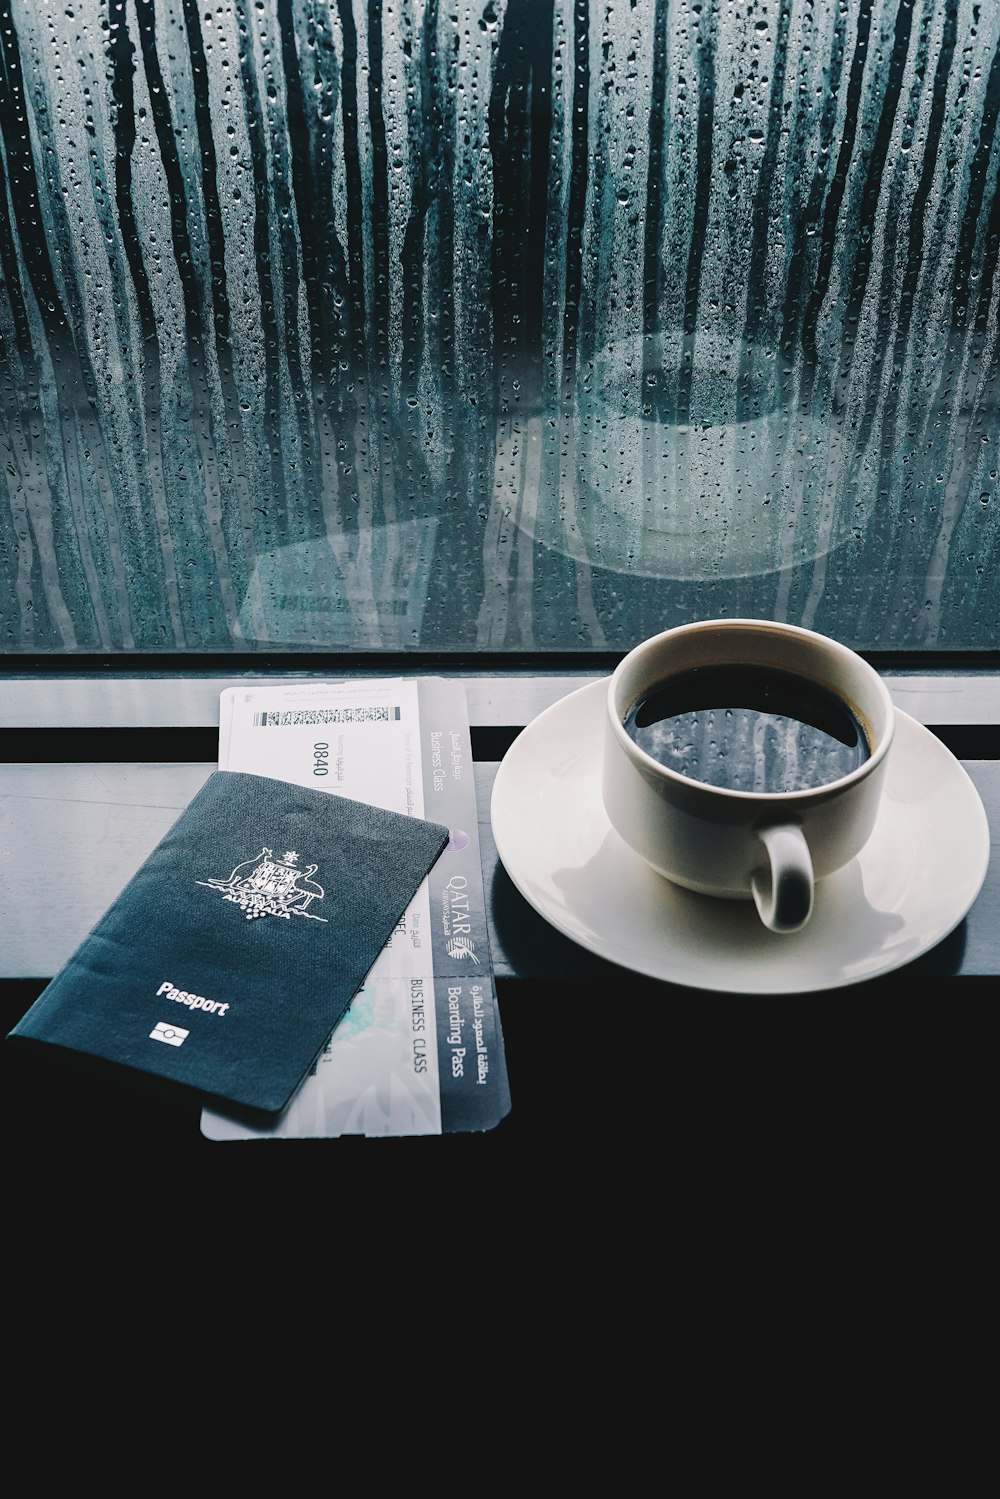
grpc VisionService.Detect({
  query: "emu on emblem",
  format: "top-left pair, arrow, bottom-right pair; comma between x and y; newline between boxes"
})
197,849 -> 328,922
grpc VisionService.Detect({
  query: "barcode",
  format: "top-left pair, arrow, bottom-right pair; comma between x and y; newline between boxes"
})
253,706 -> 401,726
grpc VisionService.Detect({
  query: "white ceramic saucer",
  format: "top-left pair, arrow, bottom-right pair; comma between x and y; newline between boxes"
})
490,680 -> 991,994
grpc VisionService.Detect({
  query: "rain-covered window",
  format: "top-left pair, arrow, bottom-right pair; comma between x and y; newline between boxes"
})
0,0 -> 996,653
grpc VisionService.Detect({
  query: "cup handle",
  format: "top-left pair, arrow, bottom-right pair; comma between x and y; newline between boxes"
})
751,824 -> 814,934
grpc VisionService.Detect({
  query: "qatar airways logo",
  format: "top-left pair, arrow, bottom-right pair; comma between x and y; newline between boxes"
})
441,875 -> 479,963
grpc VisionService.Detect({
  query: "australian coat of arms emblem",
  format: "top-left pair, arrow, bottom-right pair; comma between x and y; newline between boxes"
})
197,848 -> 327,922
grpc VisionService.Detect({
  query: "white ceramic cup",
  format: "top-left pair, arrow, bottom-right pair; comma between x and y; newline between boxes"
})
602,619 -> 896,934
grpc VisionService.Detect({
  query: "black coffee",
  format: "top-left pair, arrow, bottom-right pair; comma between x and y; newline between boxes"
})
623,664 -> 870,794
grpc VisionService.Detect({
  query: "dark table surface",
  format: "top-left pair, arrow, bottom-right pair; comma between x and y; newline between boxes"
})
2,667 -> 997,1219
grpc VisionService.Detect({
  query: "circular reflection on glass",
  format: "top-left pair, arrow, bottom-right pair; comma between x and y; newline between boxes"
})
505,331 -> 852,580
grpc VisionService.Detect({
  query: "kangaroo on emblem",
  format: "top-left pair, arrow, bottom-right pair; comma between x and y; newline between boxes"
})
198,848 -> 328,922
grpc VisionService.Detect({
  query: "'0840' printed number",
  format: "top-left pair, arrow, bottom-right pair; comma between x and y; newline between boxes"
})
313,742 -> 329,776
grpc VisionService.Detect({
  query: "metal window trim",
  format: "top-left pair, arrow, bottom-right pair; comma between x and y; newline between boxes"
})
0,670 -> 998,729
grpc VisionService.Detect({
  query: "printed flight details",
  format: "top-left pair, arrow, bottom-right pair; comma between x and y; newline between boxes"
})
222,678 -> 428,980
200,677 -> 510,1139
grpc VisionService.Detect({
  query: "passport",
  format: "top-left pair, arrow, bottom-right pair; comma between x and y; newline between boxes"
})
6,770 -> 451,1117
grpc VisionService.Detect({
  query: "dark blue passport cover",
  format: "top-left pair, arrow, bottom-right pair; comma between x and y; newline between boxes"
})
7,771 -> 450,1116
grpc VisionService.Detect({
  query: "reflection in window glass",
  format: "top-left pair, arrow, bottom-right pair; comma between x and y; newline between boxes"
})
0,0 -> 996,653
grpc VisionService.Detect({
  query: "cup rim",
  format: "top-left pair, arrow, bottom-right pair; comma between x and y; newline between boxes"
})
607,618 -> 896,803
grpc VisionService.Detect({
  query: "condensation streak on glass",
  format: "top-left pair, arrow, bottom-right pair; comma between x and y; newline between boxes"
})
0,0 -> 996,652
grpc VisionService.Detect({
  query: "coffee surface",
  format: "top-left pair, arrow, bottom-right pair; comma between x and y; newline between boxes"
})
623,664 -> 870,793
